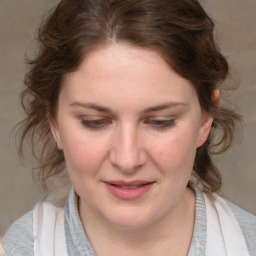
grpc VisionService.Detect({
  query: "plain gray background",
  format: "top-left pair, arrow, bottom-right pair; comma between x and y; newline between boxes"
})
0,0 -> 255,236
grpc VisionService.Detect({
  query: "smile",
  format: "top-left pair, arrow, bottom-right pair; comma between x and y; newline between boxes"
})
103,180 -> 155,200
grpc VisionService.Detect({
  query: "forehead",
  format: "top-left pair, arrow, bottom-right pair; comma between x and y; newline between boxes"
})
61,43 -> 198,108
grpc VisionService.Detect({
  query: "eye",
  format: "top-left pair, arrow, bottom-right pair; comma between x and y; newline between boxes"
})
145,118 -> 175,130
81,119 -> 112,130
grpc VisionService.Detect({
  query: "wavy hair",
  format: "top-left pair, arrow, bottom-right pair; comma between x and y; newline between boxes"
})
18,0 -> 241,191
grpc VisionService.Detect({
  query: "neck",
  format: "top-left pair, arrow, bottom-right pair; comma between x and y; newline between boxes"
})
79,187 -> 195,256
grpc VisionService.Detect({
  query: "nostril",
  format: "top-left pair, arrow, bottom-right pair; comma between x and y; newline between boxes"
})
109,131 -> 147,172
109,150 -> 147,173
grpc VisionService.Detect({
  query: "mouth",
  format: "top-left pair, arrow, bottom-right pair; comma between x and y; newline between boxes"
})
103,180 -> 155,200
114,185 -> 143,189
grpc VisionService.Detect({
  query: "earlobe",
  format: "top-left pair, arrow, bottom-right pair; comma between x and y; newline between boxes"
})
196,90 -> 220,148
46,111 -> 63,150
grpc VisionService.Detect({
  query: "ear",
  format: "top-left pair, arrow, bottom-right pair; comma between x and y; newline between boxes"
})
196,90 -> 220,148
46,111 -> 63,150
212,89 -> 220,107
196,111 -> 213,148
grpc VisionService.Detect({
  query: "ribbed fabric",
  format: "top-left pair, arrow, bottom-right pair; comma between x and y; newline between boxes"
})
64,188 -> 96,256
188,186 -> 207,256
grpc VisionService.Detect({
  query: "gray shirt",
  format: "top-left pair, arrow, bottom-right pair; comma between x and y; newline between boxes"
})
3,186 -> 256,255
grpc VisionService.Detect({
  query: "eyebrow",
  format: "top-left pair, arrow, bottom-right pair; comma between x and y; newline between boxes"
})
143,102 -> 187,113
69,102 -> 112,113
69,101 -> 187,113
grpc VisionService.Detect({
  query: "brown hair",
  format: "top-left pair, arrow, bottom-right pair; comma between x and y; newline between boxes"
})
18,0 -> 241,191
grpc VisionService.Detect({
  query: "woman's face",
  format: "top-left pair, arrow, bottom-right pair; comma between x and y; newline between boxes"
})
51,43 -> 213,229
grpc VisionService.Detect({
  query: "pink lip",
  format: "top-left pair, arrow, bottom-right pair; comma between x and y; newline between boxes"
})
104,180 -> 155,200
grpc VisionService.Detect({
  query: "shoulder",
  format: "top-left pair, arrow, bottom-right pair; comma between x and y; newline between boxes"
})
226,199 -> 256,230
226,200 -> 256,253
226,200 -> 256,231
2,211 -> 34,256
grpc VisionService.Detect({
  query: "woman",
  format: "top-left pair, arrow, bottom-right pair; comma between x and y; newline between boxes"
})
1,0 -> 255,255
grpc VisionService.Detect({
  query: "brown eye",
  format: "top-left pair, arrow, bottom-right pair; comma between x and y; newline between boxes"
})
81,119 -> 111,130
145,119 -> 175,130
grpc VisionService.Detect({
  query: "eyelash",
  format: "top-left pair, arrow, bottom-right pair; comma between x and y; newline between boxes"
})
81,118 -> 175,130
81,119 -> 111,130
145,119 -> 175,130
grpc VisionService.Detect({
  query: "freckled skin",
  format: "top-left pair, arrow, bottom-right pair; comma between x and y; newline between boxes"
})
50,43 -> 213,231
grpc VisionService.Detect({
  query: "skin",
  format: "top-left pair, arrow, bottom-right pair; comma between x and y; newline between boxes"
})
50,43 -> 214,255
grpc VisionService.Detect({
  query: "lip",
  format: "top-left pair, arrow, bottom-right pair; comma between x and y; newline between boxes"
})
103,180 -> 155,200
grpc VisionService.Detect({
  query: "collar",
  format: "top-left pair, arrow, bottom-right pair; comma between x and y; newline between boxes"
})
64,185 -> 207,256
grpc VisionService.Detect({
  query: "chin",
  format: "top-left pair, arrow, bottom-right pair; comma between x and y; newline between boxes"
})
103,207 -> 157,230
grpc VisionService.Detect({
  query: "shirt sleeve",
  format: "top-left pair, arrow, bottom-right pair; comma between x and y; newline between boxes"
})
2,211 -> 34,256
226,200 -> 256,256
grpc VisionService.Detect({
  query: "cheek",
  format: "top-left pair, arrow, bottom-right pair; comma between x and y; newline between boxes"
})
60,130 -> 107,177
150,130 -> 198,173
63,141 -> 107,198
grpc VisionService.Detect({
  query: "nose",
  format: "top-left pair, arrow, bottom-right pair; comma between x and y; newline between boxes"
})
109,124 -> 147,174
